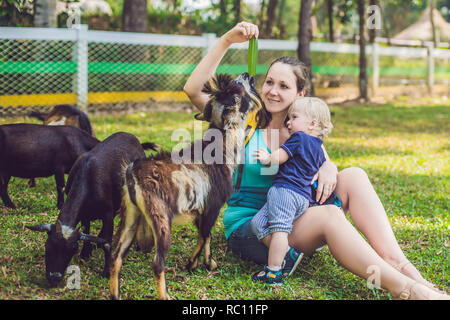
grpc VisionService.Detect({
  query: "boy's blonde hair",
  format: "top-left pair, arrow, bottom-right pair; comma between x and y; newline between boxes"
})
289,97 -> 333,138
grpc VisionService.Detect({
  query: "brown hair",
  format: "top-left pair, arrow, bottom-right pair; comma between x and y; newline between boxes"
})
256,56 -> 312,129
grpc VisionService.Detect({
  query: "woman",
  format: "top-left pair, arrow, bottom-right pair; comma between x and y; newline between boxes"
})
183,22 -> 448,300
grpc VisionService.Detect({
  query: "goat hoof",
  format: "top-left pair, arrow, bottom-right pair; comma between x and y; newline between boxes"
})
206,258 -> 217,271
186,259 -> 198,272
5,202 -> 16,209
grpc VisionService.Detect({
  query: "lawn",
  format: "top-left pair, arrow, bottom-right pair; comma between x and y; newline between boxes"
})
0,102 -> 448,300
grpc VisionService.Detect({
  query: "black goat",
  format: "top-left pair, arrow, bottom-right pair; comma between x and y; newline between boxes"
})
0,124 -> 99,209
27,132 -> 159,286
27,105 -> 96,188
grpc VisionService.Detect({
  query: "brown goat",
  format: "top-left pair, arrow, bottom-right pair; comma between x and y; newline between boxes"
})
109,73 -> 263,300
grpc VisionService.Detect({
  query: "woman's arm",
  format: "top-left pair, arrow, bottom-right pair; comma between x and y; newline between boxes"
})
183,22 -> 259,112
312,144 -> 338,204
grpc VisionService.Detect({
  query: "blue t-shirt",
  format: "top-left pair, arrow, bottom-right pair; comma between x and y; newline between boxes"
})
273,131 -> 326,203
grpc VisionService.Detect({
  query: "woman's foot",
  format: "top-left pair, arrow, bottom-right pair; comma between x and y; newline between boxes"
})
394,281 -> 450,300
394,261 -> 445,294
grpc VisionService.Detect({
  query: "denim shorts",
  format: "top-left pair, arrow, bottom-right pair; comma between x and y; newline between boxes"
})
227,219 -> 268,266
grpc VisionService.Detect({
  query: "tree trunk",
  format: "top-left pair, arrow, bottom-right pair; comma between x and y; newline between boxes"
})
34,0 -> 57,28
297,0 -> 314,96
358,0 -> 368,101
430,0 -> 437,47
258,0 -> 267,27
264,0 -> 278,37
276,0 -> 287,38
327,0 -> 334,42
234,0 -> 241,25
122,0 -> 147,32
219,0 -> 227,19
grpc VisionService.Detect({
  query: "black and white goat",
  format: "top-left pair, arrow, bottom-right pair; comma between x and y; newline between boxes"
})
27,132 -> 159,286
109,73 -> 263,300
0,124 -> 100,209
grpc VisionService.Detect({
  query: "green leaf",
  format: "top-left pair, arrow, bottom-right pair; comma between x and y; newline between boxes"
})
248,37 -> 258,76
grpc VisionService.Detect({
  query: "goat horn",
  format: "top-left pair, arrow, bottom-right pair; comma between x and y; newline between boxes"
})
26,224 -> 53,233
194,113 -> 205,121
55,220 -> 63,234
79,233 -> 108,244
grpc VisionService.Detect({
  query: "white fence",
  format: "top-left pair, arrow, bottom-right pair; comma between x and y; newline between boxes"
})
0,26 -> 449,114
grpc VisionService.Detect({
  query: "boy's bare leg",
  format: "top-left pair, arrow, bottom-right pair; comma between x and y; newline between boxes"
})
267,232 -> 289,269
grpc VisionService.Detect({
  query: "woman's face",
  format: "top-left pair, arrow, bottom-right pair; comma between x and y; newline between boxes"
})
261,62 -> 300,115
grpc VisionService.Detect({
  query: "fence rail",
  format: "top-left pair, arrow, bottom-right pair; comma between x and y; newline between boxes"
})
0,26 -> 449,115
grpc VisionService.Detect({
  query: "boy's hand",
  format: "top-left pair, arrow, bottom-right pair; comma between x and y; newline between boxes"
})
253,148 -> 271,165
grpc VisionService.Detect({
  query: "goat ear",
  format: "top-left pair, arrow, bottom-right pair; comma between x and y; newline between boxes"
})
194,113 -> 205,121
79,232 -> 108,244
26,224 -> 53,233
195,102 -> 213,122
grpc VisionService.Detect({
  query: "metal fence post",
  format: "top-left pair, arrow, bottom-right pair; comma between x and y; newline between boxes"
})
74,25 -> 89,111
425,42 -> 434,94
371,42 -> 379,95
202,33 -> 217,57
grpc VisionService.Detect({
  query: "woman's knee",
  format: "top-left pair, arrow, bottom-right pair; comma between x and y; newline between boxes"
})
336,167 -> 369,210
310,205 -> 346,227
339,167 -> 369,181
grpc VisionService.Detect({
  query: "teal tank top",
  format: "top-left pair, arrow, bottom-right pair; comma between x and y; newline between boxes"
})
223,129 -> 278,239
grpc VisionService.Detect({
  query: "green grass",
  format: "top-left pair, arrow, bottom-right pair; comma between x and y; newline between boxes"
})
0,103 -> 448,300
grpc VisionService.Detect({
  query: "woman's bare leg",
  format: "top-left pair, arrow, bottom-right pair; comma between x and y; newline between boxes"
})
288,205 -> 444,299
334,167 -> 436,288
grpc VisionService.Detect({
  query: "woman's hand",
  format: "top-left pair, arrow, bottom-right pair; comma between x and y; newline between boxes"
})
311,160 -> 338,204
222,21 -> 259,46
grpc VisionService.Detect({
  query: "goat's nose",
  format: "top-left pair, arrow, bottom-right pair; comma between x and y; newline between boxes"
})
47,272 -> 63,286
242,72 -> 250,79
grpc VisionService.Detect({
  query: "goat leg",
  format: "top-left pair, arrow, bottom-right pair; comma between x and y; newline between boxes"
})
199,207 -> 222,271
109,202 -> 140,300
54,170 -> 65,209
186,234 -> 205,272
80,221 -> 93,262
99,214 -> 114,279
153,245 -> 171,300
0,175 -> 15,209
203,236 -> 217,271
